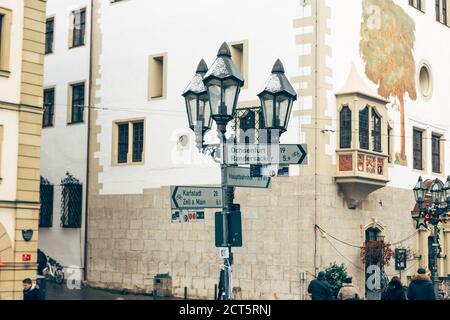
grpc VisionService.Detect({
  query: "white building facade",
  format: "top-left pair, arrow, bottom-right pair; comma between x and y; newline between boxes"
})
42,0 -> 450,299
39,0 -> 92,279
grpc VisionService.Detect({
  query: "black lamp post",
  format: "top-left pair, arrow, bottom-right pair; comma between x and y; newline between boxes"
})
413,176 -> 450,298
182,42 -> 296,300
183,59 -> 212,150
203,42 -> 244,129
258,59 -> 297,143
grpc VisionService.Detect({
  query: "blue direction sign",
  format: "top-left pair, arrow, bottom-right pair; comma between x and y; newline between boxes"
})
171,186 -> 222,209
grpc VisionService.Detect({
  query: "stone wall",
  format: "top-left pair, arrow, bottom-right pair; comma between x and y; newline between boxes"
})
86,173 -> 438,300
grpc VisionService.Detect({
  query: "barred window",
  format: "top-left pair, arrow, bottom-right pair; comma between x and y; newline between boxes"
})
340,106 -> 352,149
45,18 -> 54,54
39,177 -> 54,228
235,107 -> 265,144
71,83 -> 85,124
72,8 -> 86,48
43,88 -> 55,127
413,129 -> 423,170
372,110 -> 382,153
432,134 -> 441,173
359,107 -> 369,150
60,172 -> 82,228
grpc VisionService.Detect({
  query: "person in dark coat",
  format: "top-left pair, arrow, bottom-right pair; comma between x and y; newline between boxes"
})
37,249 -> 47,276
308,271 -> 333,300
23,278 -> 41,300
407,268 -> 436,300
381,276 -> 407,300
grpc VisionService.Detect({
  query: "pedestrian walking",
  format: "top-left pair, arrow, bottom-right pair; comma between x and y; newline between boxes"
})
22,278 -> 41,300
381,276 -> 407,300
407,268 -> 436,300
337,277 -> 360,300
307,271 -> 333,300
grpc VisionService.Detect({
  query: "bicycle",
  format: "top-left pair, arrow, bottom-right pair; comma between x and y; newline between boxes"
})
42,255 -> 65,284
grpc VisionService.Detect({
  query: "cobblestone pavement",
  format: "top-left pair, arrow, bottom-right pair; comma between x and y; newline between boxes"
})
44,281 -> 179,300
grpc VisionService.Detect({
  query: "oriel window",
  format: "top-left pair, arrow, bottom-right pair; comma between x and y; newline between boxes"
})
359,107 -> 369,150
372,110 -> 382,153
340,106 -> 352,149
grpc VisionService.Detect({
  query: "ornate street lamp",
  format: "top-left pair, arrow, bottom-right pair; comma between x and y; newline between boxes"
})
258,59 -> 297,136
413,176 -> 427,205
412,176 -> 449,298
443,176 -> 450,206
203,42 -> 244,128
431,179 -> 443,205
183,59 -> 212,149
182,43 -> 297,300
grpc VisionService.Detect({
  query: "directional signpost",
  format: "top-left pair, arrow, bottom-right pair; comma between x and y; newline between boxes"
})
171,186 -> 222,210
226,144 -> 308,166
225,166 -> 271,189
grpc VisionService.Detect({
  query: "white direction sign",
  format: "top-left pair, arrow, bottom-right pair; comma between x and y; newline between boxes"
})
225,167 -> 271,189
226,144 -> 307,165
171,186 -> 222,209
279,144 -> 308,165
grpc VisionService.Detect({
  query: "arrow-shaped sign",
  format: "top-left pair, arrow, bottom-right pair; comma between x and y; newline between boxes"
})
226,144 -> 308,165
225,167 -> 272,189
279,144 -> 308,165
171,186 -> 222,209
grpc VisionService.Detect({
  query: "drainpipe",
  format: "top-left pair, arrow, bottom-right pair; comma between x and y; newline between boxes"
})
84,0 -> 94,282
313,0 -> 319,277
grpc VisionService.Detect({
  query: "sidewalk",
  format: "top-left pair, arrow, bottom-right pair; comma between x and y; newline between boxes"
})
45,281 -> 179,300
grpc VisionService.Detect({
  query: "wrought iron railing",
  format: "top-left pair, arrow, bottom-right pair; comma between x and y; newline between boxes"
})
60,172 -> 82,228
233,106 -> 264,144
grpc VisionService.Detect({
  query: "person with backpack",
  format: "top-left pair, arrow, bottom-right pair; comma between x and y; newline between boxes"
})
381,276 -> 407,300
407,268 -> 436,300
337,277 -> 360,300
307,271 -> 333,300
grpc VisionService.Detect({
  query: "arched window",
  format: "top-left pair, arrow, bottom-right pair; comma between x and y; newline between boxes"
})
372,110 -> 382,152
340,106 -> 352,149
359,107 -> 369,150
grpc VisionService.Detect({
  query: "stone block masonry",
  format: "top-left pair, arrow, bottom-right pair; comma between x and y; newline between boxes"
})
86,174 -> 424,299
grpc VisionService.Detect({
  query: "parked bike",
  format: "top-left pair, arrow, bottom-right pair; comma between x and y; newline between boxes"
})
42,255 -> 64,284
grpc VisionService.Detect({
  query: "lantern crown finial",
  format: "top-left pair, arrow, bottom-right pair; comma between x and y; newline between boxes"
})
272,59 -> 285,74
196,59 -> 208,75
217,42 -> 231,58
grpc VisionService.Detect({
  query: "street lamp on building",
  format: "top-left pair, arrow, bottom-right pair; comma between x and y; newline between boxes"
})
182,42 -> 296,300
412,176 -> 450,298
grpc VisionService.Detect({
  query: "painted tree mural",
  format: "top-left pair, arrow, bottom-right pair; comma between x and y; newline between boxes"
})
360,0 -> 417,166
